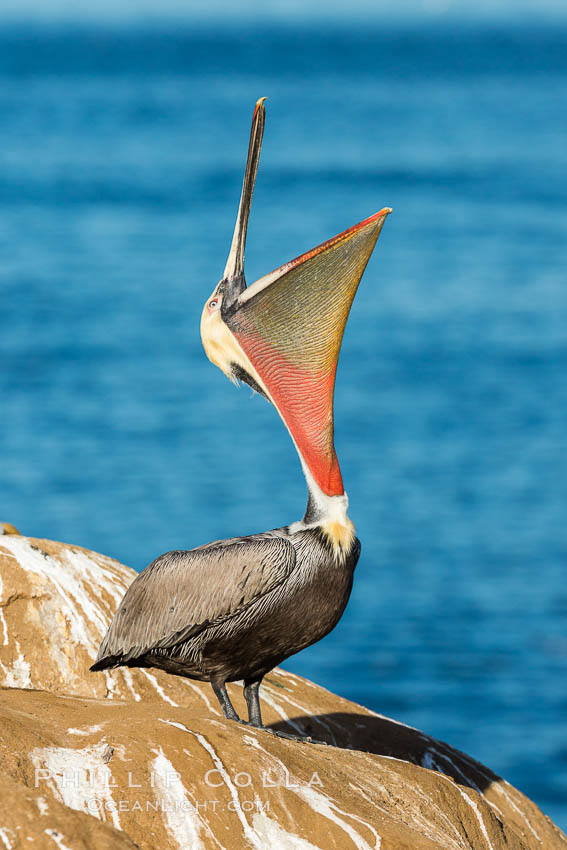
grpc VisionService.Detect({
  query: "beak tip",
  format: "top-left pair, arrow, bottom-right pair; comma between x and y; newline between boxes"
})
254,97 -> 268,117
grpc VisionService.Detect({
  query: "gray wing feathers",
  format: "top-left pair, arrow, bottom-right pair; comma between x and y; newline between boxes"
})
95,536 -> 296,664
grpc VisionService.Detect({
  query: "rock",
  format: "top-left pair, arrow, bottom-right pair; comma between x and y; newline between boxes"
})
0,535 -> 565,850
0,774 -> 139,850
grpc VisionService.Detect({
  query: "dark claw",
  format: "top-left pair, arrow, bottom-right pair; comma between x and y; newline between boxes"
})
238,719 -> 325,743
263,727 -> 328,745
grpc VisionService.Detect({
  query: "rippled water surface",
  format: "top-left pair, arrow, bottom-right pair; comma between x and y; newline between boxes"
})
1,20 -> 566,828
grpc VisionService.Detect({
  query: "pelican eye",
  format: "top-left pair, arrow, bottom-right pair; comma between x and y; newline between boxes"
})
209,298 -> 219,309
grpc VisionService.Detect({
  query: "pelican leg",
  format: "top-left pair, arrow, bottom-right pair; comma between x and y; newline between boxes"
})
211,681 -> 240,722
242,678 -> 325,744
243,678 -> 263,727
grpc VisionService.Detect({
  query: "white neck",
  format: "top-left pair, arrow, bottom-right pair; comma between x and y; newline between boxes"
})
289,456 -> 351,532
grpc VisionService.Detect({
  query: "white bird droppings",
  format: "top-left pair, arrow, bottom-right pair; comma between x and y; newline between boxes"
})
0,828 -> 15,849
44,830 -> 73,850
151,748 -> 205,850
141,670 -> 178,706
251,811 -> 323,849
30,744 -> 121,832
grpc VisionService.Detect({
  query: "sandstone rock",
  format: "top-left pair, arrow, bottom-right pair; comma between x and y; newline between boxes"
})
0,535 -> 565,850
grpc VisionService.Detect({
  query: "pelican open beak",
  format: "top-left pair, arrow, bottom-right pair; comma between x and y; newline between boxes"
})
201,99 -> 391,498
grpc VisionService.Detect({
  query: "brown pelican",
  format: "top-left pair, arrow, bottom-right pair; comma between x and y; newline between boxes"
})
91,99 -> 391,734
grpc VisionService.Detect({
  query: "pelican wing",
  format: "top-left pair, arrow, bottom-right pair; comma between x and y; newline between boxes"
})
92,535 -> 296,666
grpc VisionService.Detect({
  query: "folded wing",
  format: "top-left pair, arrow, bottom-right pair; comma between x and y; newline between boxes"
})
91,536 -> 296,667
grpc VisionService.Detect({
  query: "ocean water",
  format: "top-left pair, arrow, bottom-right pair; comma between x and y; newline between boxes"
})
1,20 -> 566,828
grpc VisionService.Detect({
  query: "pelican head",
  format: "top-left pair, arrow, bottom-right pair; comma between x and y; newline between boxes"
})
201,98 -> 391,524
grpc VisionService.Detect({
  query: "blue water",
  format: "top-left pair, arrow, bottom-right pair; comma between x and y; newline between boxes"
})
1,20 -> 567,829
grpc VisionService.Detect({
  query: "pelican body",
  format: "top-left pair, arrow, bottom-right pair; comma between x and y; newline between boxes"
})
92,100 -> 391,731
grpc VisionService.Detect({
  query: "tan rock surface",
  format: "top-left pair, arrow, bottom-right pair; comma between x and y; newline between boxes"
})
1,534 -> 565,850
